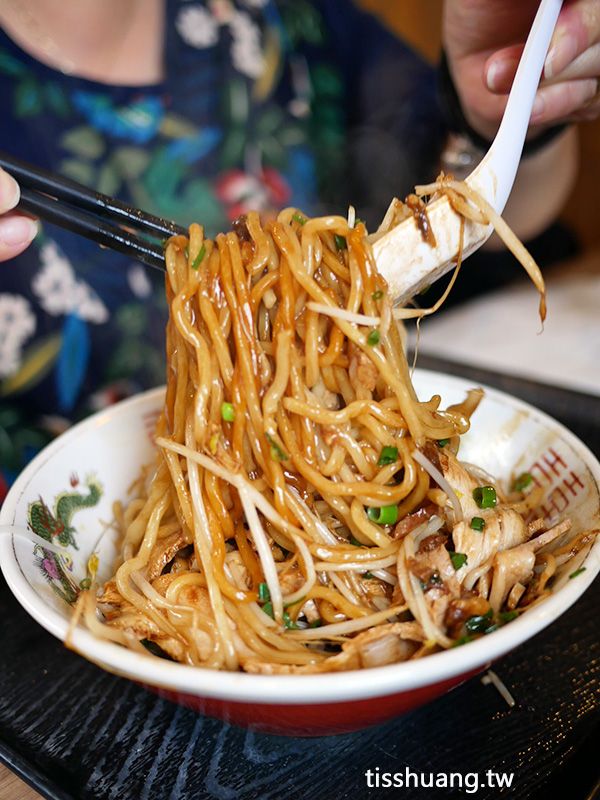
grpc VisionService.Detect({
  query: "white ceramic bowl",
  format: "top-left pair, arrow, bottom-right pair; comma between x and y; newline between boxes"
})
1,371 -> 599,736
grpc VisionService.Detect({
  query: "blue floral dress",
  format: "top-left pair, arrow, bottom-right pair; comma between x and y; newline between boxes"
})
0,0 -> 444,497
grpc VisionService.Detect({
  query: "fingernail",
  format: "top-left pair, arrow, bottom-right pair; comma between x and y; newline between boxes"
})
544,33 -> 578,79
0,170 -> 20,210
0,216 -> 38,247
531,93 -> 545,122
583,77 -> 599,105
486,60 -> 502,92
486,55 -> 520,93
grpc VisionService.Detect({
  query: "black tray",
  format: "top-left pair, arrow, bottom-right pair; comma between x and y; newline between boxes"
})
2,357 -> 599,800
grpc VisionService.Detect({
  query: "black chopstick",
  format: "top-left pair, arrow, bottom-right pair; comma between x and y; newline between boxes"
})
0,151 -> 188,270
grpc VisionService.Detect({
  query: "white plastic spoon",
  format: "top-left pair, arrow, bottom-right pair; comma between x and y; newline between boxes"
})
372,0 -> 564,304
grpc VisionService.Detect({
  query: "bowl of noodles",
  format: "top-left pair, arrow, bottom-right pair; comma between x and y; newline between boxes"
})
1,208 -> 600,736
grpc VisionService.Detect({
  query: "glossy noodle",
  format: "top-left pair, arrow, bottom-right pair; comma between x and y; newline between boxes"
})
73,183 -> 594,673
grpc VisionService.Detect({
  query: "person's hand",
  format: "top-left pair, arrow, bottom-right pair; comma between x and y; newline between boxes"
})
443,0 -> 600,141
0,166 -> 38,261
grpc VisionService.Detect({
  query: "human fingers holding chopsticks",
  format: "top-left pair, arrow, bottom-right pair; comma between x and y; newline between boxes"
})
0,166 -> 38,262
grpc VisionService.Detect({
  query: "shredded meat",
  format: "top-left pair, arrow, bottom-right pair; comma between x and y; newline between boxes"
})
232,213 -> 251,241
418,532 -> 449,554
488,519 -> 571,611
409,540 -> 459,595
278,563 -> 305,596
438,449 -> 483,518
444,594 -> 491,638
97,579 -> 124,617
393,503 -> 437,540
146,531 -> 188,581
452,508 -> 529,590
348,342 -> 378,392
408,538 -> 460,628
405,193 -> 436,246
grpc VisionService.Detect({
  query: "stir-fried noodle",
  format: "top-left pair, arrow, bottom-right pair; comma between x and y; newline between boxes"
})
73,179 -> 595,673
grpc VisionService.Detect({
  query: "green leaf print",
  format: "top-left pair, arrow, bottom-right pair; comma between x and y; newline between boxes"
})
1,334 -> 62,397
14,77 -> 43,116
180,178 -> 225,230
115,304 -> 148,337
0,49 -> 28,78
159,112 -> 199,140
111,147 -> 151,180
143,145 -> 188,204
96,161 -> 123,197
279,1 -> 326,47
59,158 -> 97,188
106,339 -> 164,383
220,128 -> 247,170
60,125 -> 106,160
0,405 -> 51,473
44,82 -> 71,118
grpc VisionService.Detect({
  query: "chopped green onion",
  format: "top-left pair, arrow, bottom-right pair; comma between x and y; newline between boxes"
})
350,535 -> 365,547
466,609 -> 494,634
498,610 -> 519,623
265,432 -> 288,462
473,485 -> 497,509
377,446 -> 398,467
354,218 -> 365,227
258,582 -> 270,602
309,619 -> 323,628
437,438 -> 450,447
452,635 -> 473,648
470,516 -> 485,531
362,572 -> 374,580
569,567 -> 586,579
334,234 -> 347,250
282,612 -> 299,630
190,243 -> 206,270
292,211 -> 307,226
372,290 -> 384,301
221,402 -> 234,422
261,601 -> 274,618
449,551 -> 467,570
511,472 -> 533,492
367,330 -> 380,346
367,505 -> 399,525
430,572 -> 443,585
484,623 -> 499,634
79,578 -> 91,590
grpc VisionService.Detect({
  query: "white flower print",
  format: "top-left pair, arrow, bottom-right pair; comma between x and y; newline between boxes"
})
229,10 -> 264,78
0,294 -> 36,378
127,264 -> 153,299
32,241 -> 109,324
175,5 -> 220,48
175,2 -> 264,79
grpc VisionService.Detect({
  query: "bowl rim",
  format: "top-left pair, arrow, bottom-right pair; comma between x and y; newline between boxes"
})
2,372 -> 600,705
